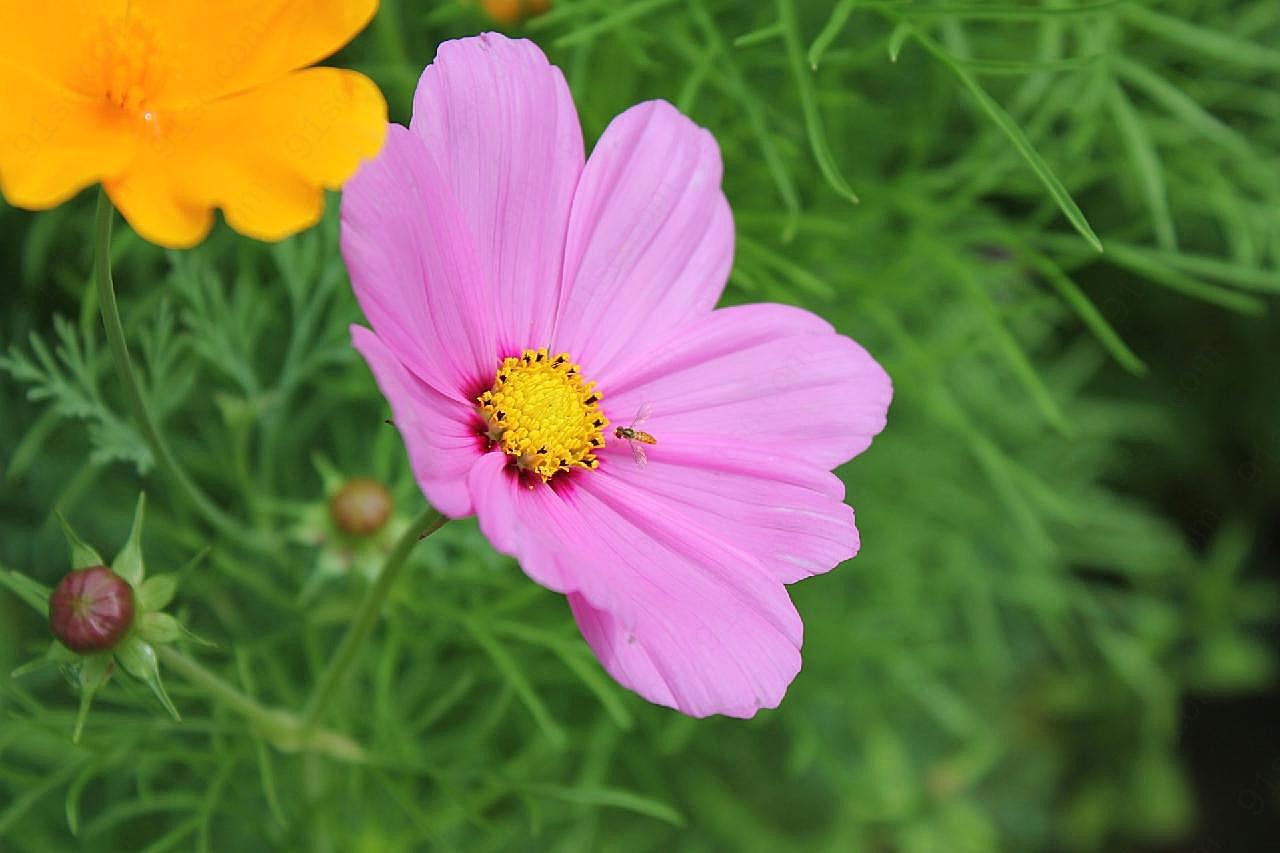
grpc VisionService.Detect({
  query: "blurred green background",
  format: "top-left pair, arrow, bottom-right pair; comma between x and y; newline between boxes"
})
2,0 -> 1278,850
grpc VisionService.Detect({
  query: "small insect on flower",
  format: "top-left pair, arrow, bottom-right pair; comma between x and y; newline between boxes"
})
614,402 -> 657,468
344,33 -> 893,719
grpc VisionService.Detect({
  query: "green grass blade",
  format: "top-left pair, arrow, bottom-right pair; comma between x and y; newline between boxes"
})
734,22 -> 783,48
1040,234 -> 1266,314
688,2 -> 802,239
1124,4 -> 1280,71
910,29 -> 1103,252
553,0 -> 682,48
64,758 -> 103,836
1,760 -> 88,837
888,21 -> 911,62
902,0 -> 1128,21
935,248 -> 1074,436
959,54 -> 1105,76
808,0 -> 858,69
1113,57 -> 1254,159
777,0 -> 860,203
1018,246 -> 1148,375
522,784 -> 686,827
1104,243 -> 1280,294
466,621 -> 567,748
1108,82 -> 1177,250
737,236 -> 837,298
491,619 -> 635,730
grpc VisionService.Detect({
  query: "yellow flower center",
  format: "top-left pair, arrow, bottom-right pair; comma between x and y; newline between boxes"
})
93,16 -> 164,123
478,349 -> 608,482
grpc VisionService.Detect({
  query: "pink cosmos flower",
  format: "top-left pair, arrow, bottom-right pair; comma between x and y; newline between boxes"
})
342,33 -> 892,718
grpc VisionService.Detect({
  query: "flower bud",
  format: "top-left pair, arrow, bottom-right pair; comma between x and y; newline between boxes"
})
481,0 -> 551,25
329,479 -> 393,538
49,566 -> 135,653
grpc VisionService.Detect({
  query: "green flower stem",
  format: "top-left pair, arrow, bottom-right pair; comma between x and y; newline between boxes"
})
154,645 -> 273,722
92,190 -> 274,556
301,507 -> 448,729
156,646 -> 366,763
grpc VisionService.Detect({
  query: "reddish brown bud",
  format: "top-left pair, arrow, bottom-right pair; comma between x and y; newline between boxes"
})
481,0 -> 551,25
329,479 -> 393,538
49,566 -> 135,653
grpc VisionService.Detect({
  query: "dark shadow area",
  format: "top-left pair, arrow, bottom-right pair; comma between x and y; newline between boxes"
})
1081,263 -> 1280,852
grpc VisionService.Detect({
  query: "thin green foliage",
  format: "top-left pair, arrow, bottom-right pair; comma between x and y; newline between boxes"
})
687,0 -> 803,239
1123,3 -> 1280,71
904,27 -> 1105,252
1108,80 -> 1177,250
777,0 -> 860,203
2,0 -> 1278,851
808,0 -> 859,69
0,316 -> 152,473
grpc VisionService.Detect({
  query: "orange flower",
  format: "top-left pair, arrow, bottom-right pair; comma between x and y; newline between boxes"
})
0,1 -> 387,248
480,0 -> 551,26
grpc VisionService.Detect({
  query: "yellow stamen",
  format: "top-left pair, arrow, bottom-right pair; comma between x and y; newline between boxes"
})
95,16 -> 163,121
478,348 -> 608,482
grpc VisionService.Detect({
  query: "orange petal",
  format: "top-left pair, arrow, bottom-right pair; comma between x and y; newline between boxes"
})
102,163 -> 215,249
104,67 -> 387,248
0,1 -> 126,93
134,0 -> 379,106
0,62 -> 135,209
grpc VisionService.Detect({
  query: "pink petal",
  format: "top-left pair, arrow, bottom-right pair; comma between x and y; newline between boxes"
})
602,302 -> 833,392
351,326 -> 483,517
412,34 -> 584,353
606,305 -> 893,470
567,594 -> 679,710
568,592 -> 796,719
467,452 -> 527,560
552,100 -> 733,380
596,436 -> 859,583
341,124 -> 498,401
467,454 -> 802,717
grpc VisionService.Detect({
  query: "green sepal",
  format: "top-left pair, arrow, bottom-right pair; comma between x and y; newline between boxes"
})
56,512 -> 105,570
138,612 -> 181,645
136,611 -> 214,648
112,493 -> 147,586
115,636 -> 180,722
0,568 -> 53,614
136,574 -> 177,612
71,654 -> 112,744
11,641 -> 77,678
